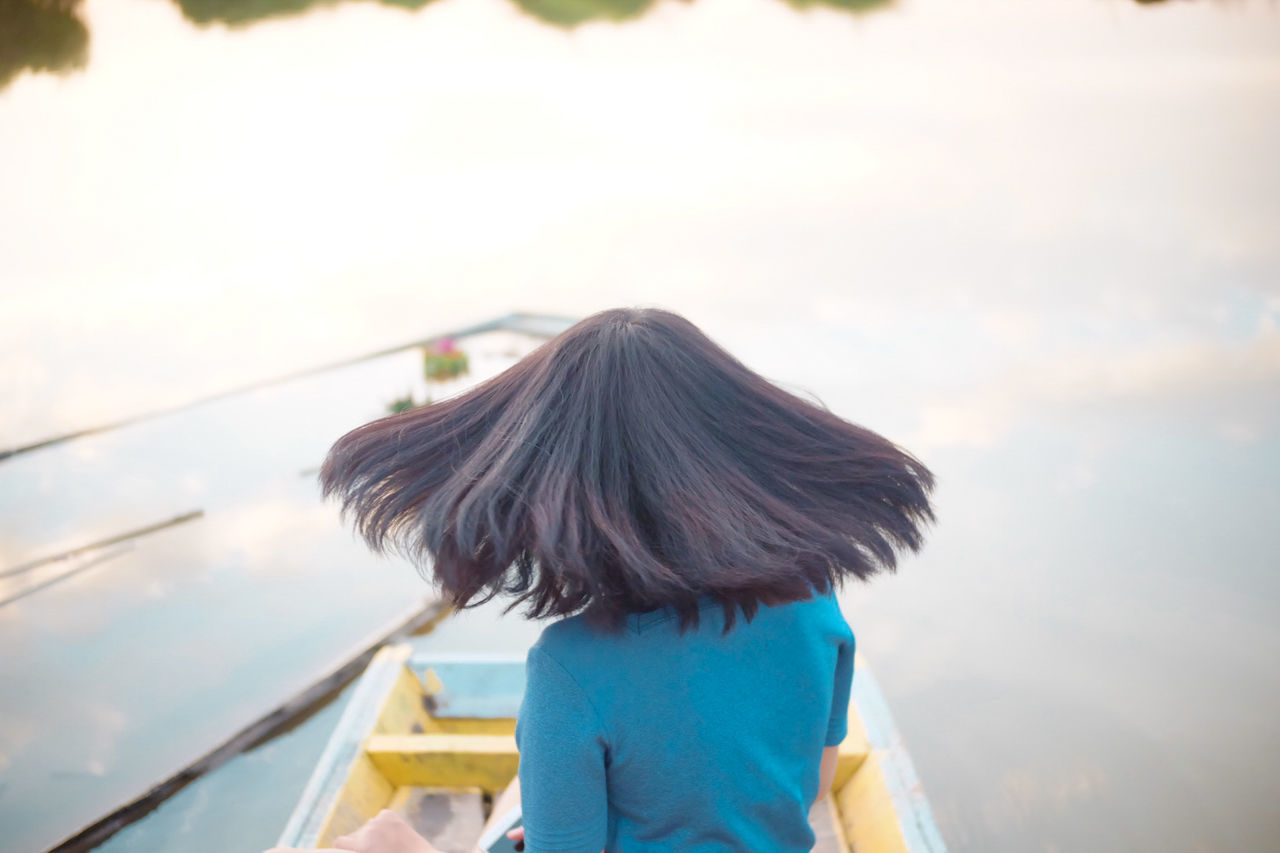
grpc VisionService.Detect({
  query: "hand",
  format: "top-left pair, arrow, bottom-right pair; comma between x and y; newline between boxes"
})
332,810 -> 439,853
506,826 -> 525,850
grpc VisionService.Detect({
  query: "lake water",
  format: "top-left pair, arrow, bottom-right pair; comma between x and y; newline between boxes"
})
1,0 -> 1278,851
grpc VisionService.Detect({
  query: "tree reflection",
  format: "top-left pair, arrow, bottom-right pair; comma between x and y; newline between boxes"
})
508,0 -> 659,28
171,0 -> 893,28
0,0 -> 88,89
510,0 -> 893,28
174,0 -> 437,27
0,0 -> 1212,90
778,0 -> 894,13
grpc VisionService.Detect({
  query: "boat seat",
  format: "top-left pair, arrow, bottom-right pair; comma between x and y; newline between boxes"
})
388,787 -> 486,853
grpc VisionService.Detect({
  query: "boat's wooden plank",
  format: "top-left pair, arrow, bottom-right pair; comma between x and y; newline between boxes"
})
401,663 -> 517,735
424,716 -> 517,735
835,751 -> 910,853
277,644 -> 417,848
317,753 -> 397,846
388,788 -> 486,853
841,657 -> 948,853
365,733 -> 520,791
834,702 -> 872,792
408,657 -> 526,719
373,665 -> 436,736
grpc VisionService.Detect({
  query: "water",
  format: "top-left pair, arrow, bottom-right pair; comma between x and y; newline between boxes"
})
0,332 -> 553,851
1,0 -> 1278,851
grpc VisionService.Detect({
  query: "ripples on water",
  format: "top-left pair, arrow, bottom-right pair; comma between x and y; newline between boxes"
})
1,0 -> 1277,851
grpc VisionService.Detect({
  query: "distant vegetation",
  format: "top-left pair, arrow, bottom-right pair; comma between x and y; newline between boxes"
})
779,0 -> 894,11
508,0 -> 659,28
387,391 -> 425,414
384,339 -> 469,414
175,0 -> 437,26
172,0 -> 893,28
422,339 -> 470,384
0,0 -> 1212,90
0,0 -> 88,89
0,0 -> 893,89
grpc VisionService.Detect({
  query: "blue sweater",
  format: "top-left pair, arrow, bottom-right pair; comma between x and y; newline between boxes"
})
514,591 -> 855,852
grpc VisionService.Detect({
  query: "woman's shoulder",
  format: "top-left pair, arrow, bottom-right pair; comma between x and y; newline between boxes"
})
532,612 -> 592,652
530,589 -> 851,656
528,612 -> 620,670
770,586 -> 854,644
526,612 -> 645,698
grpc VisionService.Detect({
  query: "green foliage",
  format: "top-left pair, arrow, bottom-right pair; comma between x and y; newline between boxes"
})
0,0 -> 89,89
423,345 -> 469,383
778,0 -> 892,12
173,0 -> 436,27
0,0 -> 1205,79
508,0 -> 656,28
0,0 -> 911,88
387,392 -> 422,414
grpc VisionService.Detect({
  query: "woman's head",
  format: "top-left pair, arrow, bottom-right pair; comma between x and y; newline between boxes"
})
319,307 -> 935,630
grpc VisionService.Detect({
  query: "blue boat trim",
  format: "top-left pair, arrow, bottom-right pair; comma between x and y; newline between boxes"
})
409,656 -> 526,719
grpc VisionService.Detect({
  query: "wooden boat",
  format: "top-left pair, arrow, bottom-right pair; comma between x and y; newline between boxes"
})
277,645 -> 947,852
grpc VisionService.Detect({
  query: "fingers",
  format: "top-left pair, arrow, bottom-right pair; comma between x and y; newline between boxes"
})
332,809 -> 396,849
506,827 -> 525,840
331,824 -> 365,850
332,810 -> 437,853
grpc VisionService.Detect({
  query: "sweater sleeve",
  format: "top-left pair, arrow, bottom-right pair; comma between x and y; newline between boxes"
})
515,644 -> 609,853
825,630 -> 855,747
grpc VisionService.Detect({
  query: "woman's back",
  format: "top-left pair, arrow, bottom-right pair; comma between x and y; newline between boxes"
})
515,591 -> 856,853
318,307 -> 934,852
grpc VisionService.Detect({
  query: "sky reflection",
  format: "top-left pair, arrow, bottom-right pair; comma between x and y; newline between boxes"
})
0,334 -> 548,852
1,0 -> 1278,850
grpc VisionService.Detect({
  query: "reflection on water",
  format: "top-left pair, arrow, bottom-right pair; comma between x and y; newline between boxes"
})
0,0 -> 898,90
0,331 -> 550,853
4,0 -> 1218,94
499,0 -> 666,30
0,0 -> 1232,92
174,0 -> 437,26
0,0 -> 88,87
1,0 -> 1278,850
93,598 -> 548,852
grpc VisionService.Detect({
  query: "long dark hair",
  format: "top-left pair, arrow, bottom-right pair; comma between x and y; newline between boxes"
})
319,307 -> 935,630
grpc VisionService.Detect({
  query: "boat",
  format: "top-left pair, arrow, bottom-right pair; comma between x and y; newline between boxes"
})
277,643 -> 947,852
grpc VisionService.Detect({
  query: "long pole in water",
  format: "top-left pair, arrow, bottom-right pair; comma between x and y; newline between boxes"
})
44,599 -> 453,853
0,509 -> 204,580
0,544 -> 134,610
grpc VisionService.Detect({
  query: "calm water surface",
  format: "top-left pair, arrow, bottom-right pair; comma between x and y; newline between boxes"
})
1,0 -> 1278,851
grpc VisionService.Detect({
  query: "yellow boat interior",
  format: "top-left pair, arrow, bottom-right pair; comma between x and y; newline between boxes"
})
279,645 -> 944,853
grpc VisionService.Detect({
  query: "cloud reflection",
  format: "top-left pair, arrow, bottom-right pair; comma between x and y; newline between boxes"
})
908,325 -> 1280,452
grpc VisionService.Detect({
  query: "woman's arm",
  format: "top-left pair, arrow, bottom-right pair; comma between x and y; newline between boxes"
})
515,646 -> 609,852
815,744 -> 839,804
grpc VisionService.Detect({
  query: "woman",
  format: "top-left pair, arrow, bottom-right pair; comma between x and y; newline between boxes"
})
272,307 -> 935,853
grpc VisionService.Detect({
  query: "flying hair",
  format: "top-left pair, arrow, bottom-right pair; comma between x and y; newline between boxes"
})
319,307 -> 936,632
